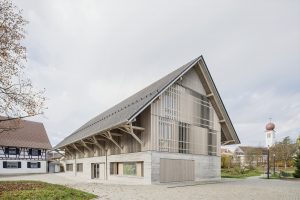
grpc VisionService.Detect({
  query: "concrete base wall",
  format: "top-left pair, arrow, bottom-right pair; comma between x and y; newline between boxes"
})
0,160 -> 47,174
63,151 -> 220,184
64,151 -> 152,184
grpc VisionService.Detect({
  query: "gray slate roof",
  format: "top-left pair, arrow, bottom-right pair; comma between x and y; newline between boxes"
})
54,56 -> 201,149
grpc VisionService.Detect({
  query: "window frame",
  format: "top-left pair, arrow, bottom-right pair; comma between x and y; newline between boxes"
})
5,147 -> 19,155
27,162 -> 41,168
110,162 -> 144,177
123,162 -> 137,176
31,149 -> 39,156
5,161 -> 21,169
76,163 -> 83,172
66,164 -> 73,171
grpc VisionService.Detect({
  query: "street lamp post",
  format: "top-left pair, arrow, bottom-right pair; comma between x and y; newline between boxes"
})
267,146 -> 270,179
273,154 -> 276,175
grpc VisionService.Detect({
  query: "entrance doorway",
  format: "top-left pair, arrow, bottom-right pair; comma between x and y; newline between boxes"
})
91,163 -> 105,179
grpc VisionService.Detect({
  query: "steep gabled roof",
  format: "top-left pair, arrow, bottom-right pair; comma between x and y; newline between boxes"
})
0,119 -> 52,149
55,56 -> 240,149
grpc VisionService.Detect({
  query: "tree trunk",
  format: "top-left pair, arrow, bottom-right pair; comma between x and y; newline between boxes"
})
284,161 -> 287,169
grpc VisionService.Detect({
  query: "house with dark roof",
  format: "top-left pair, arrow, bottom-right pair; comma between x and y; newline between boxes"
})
54,56 -> 240,183
0,119 -> 51,174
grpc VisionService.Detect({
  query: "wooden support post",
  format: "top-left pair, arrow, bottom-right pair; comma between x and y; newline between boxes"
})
54,149 -> 65,157
81,140 -> 94,153
206,93 -> 214,98
110,132 -> 123,137
123,124 -> 145,131
221,140 -> 235,145
119,123 -> 143,145
102,131 -> 122,150
92,136 -> 105,151
64,146 -> 74,158
72,143 -> 84,154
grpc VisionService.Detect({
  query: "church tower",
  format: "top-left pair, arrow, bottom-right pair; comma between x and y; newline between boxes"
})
265,121 -> 276,147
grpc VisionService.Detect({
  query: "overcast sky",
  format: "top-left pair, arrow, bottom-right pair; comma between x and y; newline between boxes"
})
14,0 -> 300,147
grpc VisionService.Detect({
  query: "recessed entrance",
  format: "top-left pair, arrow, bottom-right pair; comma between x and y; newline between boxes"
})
91,163 -> 105,179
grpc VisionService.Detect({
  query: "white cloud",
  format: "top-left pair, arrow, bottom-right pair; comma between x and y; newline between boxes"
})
13,0 -> 300,146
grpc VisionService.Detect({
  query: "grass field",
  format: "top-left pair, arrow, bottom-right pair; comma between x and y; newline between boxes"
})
221,168 -> 262,178
0,181 -> 97,200
221,167 -> 296,179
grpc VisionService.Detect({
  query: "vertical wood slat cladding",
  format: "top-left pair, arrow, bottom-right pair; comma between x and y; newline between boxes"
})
160,158 -> 195,183
141,107 -> 151,151
151,80 -> 219,155
64,67 -> 221,159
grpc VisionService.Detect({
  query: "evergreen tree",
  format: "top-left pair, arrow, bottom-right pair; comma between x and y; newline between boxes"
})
294,136 -> 300,178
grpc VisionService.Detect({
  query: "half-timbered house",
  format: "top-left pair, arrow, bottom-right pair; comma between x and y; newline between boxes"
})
0,119 -> 51,174
54,56 -> 240,184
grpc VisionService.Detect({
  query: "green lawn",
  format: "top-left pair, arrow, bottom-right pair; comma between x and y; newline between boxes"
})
221,168 -> 262,178
0,181 -> 97,200
263,170 -> 296,179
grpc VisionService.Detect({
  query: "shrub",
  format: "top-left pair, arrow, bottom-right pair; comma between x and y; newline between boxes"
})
293,150 -> 300,178
280,170 -> 293,178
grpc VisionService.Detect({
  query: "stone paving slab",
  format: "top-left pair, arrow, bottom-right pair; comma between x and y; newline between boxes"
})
1,174 -> 300,200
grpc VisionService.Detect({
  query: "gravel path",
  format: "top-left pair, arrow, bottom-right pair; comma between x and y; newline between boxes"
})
1,174 -> 300,200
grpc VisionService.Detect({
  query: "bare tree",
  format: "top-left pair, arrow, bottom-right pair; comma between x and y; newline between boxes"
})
271,137 -> 297,169
244,149 -> 256,168
0,0 -> 45,132
244,148 -> 264,168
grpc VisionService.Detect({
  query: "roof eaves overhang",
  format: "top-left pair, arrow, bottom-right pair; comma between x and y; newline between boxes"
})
53,120 -> 129,150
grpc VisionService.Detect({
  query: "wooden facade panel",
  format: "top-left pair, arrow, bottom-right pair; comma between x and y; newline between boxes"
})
189,126 -> 208,155
212,109 -> 221,156
120,133 -> 141,154
179,93 -> 193,124
136,162 -> 143,176
181,68 -> 206,95
160,158 -> 195,183
141,107 -> 151,151
151,101 -> 160,151
150,70 -> 219,155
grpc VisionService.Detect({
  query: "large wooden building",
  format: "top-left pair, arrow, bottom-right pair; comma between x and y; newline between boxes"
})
54,56 -> 240,184
0,119 -> 51,174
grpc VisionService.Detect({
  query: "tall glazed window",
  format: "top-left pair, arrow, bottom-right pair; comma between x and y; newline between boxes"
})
178,122 -> 189,154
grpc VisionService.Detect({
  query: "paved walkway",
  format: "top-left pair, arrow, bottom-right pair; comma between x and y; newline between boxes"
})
1,174 -> 300,200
